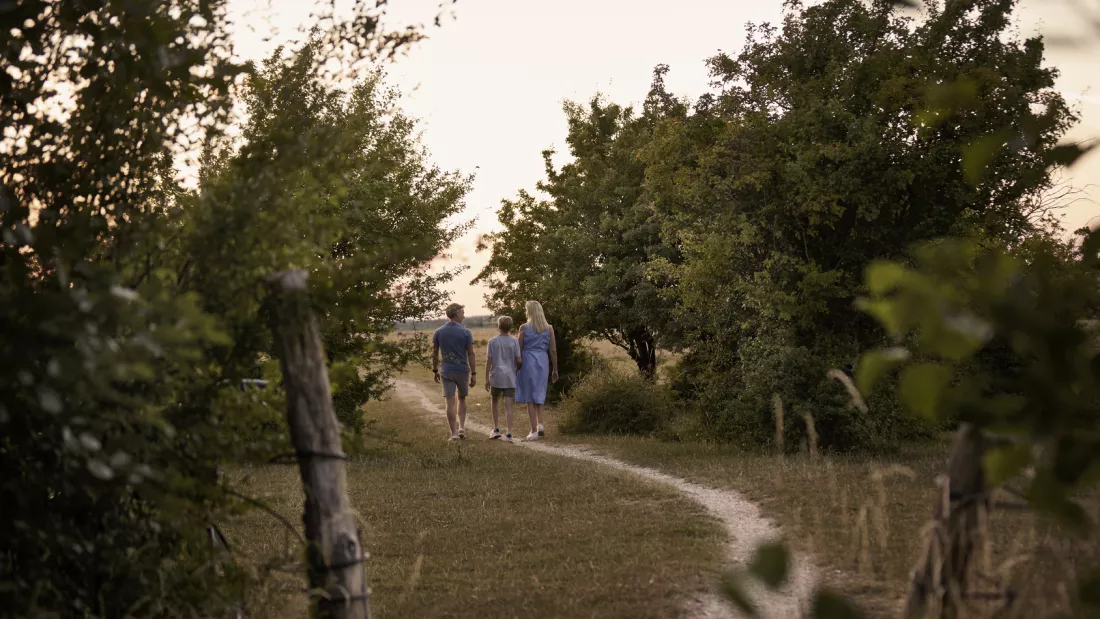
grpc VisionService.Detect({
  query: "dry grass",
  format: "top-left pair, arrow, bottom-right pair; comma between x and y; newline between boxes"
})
219,342 -> 727,618
546,423 -> 1100,618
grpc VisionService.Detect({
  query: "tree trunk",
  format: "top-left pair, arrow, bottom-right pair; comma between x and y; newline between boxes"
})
628,328 -> 658,381
904,423 -> 988,619
265,269 -> 370,619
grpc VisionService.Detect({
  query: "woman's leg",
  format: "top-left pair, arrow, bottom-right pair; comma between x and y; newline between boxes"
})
527,402 -> 538,434
535,403 -> 543,427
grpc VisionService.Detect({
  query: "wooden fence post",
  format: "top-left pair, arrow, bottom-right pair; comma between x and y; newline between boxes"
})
905,423 -> 988,619
266,269 -> 370,619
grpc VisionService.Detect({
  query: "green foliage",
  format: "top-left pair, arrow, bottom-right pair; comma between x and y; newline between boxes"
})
0,1 -> 459,615
856,233 -> 1100,530
640,0 -> 1074,450
748,542 -> 790,589
475,69 -> 686,379
559,366 -> 675,436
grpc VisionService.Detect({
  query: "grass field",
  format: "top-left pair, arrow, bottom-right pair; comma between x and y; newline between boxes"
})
224,326 -> 1097,618
547,338 -> 1100,618
221,328 -> 727,619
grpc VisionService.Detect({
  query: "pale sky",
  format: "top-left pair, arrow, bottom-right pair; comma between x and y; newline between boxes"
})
226,0 -> 1100,316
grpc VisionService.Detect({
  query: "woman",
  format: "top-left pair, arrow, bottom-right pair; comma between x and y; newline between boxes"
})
515,300 -> 558,441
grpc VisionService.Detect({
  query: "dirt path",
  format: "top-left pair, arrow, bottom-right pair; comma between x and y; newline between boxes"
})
394,379 -> 819,619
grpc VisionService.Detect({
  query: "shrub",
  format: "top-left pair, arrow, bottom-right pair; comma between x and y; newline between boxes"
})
694,333 -> 934,453
559,367 -> 675,436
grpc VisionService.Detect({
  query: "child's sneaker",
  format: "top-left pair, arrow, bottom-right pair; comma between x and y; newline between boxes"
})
502,434 -> 513,442
537,423 -> 545,437
489,428 -> 502,440
525,432 -> 540,441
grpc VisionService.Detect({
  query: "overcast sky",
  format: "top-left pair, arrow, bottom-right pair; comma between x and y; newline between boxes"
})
226,0 -> 1100,316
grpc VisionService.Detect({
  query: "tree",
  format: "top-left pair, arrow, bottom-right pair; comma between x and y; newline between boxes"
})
175,44 -> 470,435
640,0 -> 1076,449
476,68 -> 686,379
0,1 -> 455,615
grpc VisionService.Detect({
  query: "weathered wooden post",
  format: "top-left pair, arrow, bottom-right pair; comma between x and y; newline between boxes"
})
905,423 -> 988,619
266,269 -> 370,619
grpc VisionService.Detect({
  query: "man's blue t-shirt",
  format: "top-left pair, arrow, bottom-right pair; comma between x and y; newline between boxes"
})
433,321 -> 474,373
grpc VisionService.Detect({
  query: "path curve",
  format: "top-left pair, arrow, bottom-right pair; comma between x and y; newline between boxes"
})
393,379 -> 818,619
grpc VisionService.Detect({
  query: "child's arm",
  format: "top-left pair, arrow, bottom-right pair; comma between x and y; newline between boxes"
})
484,352 -> 492,391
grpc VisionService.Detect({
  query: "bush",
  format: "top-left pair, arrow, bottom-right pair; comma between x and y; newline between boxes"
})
693,334 -> 934,453
559,367 -> 675,436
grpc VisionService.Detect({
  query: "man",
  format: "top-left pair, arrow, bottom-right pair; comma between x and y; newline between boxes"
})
432,303 -> 476,440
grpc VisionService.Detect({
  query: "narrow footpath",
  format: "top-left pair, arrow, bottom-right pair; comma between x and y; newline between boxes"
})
394,379 -> 819,619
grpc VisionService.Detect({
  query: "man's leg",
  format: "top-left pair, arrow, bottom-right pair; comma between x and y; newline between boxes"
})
458,395 -> 467,432
445,393 -> 458,436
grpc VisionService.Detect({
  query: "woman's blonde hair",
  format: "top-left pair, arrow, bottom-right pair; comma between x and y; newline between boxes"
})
524,300 -> 550,333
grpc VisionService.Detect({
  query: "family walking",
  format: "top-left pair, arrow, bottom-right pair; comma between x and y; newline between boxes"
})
431,300 -> 558,442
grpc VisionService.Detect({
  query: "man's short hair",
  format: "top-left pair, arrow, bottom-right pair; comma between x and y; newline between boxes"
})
445,303 -> 464,319
497,315 -> 513,332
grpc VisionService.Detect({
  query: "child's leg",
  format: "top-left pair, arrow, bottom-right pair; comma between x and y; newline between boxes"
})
491,392 -> 500,429
504,396 -> 514,436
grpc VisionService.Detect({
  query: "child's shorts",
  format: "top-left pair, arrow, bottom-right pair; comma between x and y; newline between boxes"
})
491,387 -> 515,398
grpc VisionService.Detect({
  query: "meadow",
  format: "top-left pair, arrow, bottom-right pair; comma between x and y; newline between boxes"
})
220,331 -> 1100,618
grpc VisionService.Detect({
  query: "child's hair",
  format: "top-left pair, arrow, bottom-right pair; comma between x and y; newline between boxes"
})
497,315 -> 513,332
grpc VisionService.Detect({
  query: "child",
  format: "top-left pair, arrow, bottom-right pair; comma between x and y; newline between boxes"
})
484,315 -> 522,442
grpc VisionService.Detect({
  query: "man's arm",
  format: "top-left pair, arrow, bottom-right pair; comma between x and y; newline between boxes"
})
431,339 -> 441,383
467,341 -> 477,387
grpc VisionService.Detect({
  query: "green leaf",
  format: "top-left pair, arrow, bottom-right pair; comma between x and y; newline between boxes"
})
719,572 -> 759,617
864,260 -> 907,296
962,130 -> 1012,185
982,444 -> 1032,487
898,363 -> 953,421
855,348 -> 910,396
811,589 -> 864,619
748,542 -> 790,589
1046,142 -> 1095,168
856,298 -> 904,335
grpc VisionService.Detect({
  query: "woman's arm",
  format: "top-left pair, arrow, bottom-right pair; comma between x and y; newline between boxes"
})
549,326 -> 559,382
517,327 -> 524,352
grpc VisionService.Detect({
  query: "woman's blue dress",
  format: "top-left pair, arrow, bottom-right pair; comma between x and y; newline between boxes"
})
515,324 -> 551,404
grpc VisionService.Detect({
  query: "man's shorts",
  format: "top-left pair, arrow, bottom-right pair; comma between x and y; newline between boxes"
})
440,370 -> 470,398
491,387 -> 516,398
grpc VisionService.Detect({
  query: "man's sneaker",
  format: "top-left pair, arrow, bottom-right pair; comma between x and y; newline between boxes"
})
489,429 -> 502,440
525,432 -> 540,441
537,423 -> 545,437
502,434 -> 513,442
457,428 -> 467,439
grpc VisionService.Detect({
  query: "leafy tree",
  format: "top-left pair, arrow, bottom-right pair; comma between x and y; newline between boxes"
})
475,68 -> 686,380
0,1 -> 456,615
174,44 -> 471,435
641,0 -> 1075,449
